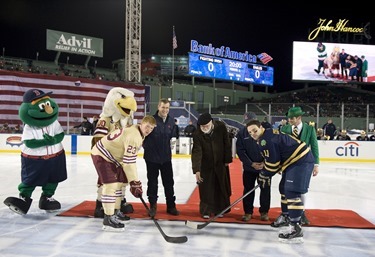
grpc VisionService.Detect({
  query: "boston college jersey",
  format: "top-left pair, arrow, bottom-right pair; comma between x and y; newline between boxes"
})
91,125 -> 144,182
92,117 -> 122,138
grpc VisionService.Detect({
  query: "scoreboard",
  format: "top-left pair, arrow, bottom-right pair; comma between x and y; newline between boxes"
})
188,52 -> 274,86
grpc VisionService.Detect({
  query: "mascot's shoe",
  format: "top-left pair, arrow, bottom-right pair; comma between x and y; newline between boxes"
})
4,195 -> 33,215
94,200 -> 105,218
39,194 -> 61,211
120,199 -> 134,214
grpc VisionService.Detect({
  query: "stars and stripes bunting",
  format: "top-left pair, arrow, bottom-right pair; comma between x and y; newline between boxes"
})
0,70 -> 145,131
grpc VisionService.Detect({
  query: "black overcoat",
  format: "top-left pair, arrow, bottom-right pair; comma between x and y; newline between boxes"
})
191,120 -> 232,214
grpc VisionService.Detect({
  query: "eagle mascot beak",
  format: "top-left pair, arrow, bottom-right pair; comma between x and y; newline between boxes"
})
101,87 -> 137,127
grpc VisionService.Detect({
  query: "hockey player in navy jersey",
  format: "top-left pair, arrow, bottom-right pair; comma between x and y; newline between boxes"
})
246,119 -> 315,243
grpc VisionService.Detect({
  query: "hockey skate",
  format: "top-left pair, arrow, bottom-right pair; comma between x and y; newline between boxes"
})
4,195 -> 33,215
115,209 -> 130,223
271,214 -> 290,228
278,223 -> 304,244
102,214 -> 125,232
39,194 -> 61,212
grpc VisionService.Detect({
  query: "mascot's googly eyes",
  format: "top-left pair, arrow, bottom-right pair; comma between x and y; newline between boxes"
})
38,101 -> 51,110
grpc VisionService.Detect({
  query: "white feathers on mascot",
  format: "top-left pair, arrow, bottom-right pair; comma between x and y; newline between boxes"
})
91,87 -> 137,218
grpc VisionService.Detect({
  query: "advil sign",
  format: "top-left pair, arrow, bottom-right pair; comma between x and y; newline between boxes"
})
56,35 -> 92,48
46,29 -> 103,57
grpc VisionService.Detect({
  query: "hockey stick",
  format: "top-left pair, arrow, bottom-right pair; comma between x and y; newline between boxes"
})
185,184 -> 260,230
140,197 -> 188,244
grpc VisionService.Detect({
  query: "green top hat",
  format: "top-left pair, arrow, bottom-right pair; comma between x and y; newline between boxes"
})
286,106 -> 305,118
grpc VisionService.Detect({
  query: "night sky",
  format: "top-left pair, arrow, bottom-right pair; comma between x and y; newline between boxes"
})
1,0 -> 374,92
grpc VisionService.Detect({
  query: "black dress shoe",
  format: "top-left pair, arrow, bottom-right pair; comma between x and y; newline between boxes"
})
166,207 -> 180,216
149,203 -> 157,217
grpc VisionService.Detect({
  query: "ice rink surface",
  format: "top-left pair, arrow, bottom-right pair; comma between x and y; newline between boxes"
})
0,153 -> 374,257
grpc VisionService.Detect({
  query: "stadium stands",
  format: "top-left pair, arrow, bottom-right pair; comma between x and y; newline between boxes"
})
1,55 -> 375,133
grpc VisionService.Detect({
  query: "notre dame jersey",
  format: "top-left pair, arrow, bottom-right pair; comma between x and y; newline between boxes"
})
258,129 -> 314,175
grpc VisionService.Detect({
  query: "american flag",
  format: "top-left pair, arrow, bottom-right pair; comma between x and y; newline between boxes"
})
257,52 -> 273,65
0,70 -> 145,131
173,26 -> 178,50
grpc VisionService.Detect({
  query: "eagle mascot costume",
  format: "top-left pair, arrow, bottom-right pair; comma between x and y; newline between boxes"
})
4,89 -> 67,215
91,87 -> 137,218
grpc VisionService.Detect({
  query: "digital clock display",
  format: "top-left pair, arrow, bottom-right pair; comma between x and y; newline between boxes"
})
188,52 -> 274,86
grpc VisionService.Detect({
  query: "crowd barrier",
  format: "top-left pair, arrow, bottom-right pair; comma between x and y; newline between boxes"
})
0,134 -> 193,156
0,134 -> 374,162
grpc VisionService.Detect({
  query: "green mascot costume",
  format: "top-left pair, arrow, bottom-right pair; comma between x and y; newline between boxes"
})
4,89 -> 67,215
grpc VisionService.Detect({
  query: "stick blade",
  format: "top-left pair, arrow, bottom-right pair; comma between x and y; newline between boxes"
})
141,197 -> 188,244
185,220 -> 199,229
196,223 -> 208,229
165,235 -> 188,244
185,220 -> 209,230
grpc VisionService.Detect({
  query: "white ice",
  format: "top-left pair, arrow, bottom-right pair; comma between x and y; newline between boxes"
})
0,153 -> 374,257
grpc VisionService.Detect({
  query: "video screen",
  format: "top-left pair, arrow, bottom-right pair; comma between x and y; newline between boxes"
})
292,41 -> 375,83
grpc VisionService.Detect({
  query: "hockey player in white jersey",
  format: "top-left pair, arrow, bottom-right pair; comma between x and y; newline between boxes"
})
91,115 -> 156,231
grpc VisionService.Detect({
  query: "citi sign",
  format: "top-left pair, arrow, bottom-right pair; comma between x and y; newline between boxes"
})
336,142 -> 359,157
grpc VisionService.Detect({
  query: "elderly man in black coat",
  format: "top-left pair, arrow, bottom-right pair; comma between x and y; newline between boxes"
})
191,113 -> 232,219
